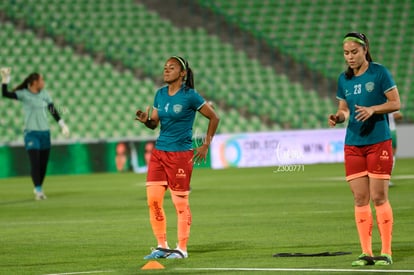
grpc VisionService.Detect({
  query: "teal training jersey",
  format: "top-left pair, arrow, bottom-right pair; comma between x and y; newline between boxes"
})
154,85 -> 206,151
337,62 -> 396,146
15,89 -> 53,131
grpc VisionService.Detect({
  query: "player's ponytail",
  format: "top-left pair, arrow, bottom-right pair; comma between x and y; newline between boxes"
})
13,72 -> 40,92
171,56 -> 194,90
185,66 -> 194,89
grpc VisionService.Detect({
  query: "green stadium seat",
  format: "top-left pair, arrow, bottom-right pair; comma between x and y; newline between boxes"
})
3,0 -> 412,132
196,0 -> 413,121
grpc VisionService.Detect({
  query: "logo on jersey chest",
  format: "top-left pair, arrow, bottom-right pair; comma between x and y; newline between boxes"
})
173,104 -> 183,113
365,82 -> 375,92
163,102 -> 183,114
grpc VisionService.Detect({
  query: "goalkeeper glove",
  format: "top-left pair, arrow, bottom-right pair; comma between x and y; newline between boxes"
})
58,119 -> 70,136
0,67 -> 11,84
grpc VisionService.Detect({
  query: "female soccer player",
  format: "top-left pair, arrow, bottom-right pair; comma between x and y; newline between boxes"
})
328,33 -> 400,266
1,69 -> 70,200
136,56 -> 219,259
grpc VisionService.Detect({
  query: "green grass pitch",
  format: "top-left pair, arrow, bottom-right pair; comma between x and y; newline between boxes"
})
0,159 -> 413,274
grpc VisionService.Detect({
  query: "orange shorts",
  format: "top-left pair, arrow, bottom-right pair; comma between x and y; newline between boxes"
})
344,139 -> 393,181
146,148 -> 194,195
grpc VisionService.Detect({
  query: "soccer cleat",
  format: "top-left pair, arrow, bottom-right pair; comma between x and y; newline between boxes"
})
166,248 -> 188,259
374,254 -> 393,265
143,247 -> 170,260
34,189 -> 47,200
352,253 -> 375,266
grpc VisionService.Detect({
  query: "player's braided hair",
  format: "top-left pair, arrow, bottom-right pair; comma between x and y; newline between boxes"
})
13,72 -> 40,92
171,56 -> 194,89
344,32 -> 373,79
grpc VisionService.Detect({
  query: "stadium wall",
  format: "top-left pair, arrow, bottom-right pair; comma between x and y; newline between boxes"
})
1,126 -> 412,178
395,124 -> 414,158
0,138 -> 211,178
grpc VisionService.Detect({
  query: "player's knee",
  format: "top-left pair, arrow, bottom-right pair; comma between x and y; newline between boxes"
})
371,195 -> 387,206
353,194 -> 370,206
171,194 -> 189,211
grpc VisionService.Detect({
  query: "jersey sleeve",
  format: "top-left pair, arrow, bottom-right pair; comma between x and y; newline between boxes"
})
15,89 -> 25,101
153,89 -> 161,110
43,90 -> 53,104
190,89 -> 206,110
379,66 -> 396,94
336,74 -> 346,100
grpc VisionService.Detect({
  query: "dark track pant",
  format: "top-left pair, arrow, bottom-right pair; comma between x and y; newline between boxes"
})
27,149 -> 50,188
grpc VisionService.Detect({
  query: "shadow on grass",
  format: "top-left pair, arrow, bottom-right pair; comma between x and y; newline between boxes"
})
189,241 -> 250,254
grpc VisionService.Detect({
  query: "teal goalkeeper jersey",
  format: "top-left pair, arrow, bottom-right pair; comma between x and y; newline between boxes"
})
154,85 -> 206,151
337,62 -> 396,146
15,89 -> 53,131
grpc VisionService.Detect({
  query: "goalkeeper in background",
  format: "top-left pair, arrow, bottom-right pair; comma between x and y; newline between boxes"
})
1,68 -> 70,200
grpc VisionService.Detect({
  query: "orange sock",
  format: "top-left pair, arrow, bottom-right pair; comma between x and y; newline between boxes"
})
171,193 -> 192,252
375,201 -> 393,255
354,204 -> 373,256
147,186 -> 168,248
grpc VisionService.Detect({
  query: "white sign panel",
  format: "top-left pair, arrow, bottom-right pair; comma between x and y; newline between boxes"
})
210,129 -> 346,169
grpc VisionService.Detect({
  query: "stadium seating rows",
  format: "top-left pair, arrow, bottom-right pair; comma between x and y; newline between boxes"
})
197,0 -> 414,121
0,20 -> 284,143
0,0 -> 336,140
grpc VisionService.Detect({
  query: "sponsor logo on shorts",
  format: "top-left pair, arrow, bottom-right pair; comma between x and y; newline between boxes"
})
176,168 -> 186,178
380,150 -> 390,161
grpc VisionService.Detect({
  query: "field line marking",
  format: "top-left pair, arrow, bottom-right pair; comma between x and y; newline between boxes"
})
43,270 -> 114,275
175,267 -> 414,273
315,174 -> 414,181
392,174 -> 414,179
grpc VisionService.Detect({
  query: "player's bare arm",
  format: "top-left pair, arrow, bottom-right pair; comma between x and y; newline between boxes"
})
355,88 -> 400,122
329,100 -> 349,127
192,102 -> 220,163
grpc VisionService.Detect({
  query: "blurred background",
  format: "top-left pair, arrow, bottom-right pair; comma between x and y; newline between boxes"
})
0,0 -> 412,176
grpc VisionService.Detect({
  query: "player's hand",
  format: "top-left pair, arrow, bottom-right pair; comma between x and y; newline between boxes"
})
135,106 -> 150,123
191,144 -> 209,164
328,114 -> 340,127
0,67 -> 11,84
58,119 -> 70,137
355,104 -> 374,122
